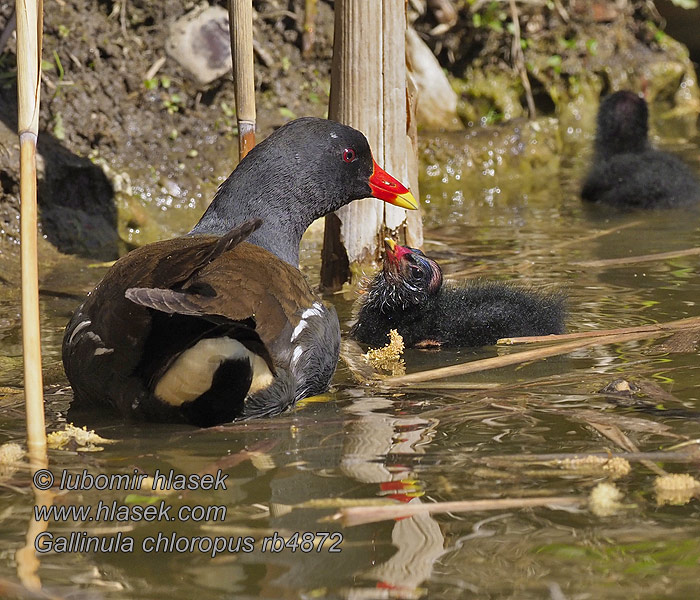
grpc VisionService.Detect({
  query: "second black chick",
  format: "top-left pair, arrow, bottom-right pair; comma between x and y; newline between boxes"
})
581,90 -> 700,209
350,240 -> 567,348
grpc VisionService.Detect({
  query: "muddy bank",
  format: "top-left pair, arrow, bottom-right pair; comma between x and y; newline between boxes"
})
412,0 -> 699,145
0,0 -> 698,261
0,0 -> 335,258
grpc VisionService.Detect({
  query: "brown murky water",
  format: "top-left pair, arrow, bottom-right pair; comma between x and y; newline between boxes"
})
1,135 -> 699,599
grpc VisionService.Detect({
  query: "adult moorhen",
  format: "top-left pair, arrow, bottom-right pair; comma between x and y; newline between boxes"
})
581,90 -> 700,208
350,239 -> 566,348
63,118 -> 417,427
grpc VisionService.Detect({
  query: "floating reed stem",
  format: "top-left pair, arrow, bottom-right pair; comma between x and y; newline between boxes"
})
336,496 -> 582,527
499,315 -> 700,345
571,246 -> 700,268
382,320 -> 697,386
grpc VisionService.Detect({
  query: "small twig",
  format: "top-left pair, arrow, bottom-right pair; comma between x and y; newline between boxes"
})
553,0 -> 570,22
335,496 -> 582,527
508,0 -> 535,119
571,246 -> 700,268
405,382 -> 502,390
499,315 -> 700,345
446,221 -> 640,280
67,51 -> 82,69
143,56 -> 166,81
526,220 -> 641,258
0,7 -> 16,52
120,0 -> 128,38
301,0 -> 317,58
252,38 -> 274,68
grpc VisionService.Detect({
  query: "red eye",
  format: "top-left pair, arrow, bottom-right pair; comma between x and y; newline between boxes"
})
342,148 -> 356,163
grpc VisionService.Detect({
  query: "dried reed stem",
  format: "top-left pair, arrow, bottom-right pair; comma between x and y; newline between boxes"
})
571,246 -> 700,268
16,0 -> 46,457
337,496 -> 582,527
229,0 -> 256,159
499,315 -> 700,345
382,326 -> 685,386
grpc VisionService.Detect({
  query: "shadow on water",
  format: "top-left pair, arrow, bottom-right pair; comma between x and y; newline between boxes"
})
0,95 -> 118,260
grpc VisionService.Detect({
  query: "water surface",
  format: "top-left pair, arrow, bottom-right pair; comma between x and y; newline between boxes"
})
1,135 -> 699,599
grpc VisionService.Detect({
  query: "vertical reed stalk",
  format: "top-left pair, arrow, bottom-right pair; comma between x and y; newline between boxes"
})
15,1 -> 51,593
16,0 -> 46,458
229,0 -> 256,159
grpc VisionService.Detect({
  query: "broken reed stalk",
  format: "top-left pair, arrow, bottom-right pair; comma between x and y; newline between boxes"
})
498,315 -> 700,345
16,0 -> 46,458
381,326 -> 684,386
571,246 -> 700,268
336,496 -> 582,527
585,421 -> 668,477
321,0 -> 420,291
534,220 -> 640,256
229,0 -> 256,159
477,451 -> 699,464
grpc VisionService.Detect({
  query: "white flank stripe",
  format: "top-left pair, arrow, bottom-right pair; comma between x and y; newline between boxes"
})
300,303 -> 323,320
291,345 -> 304,366
291,319 -> 307,343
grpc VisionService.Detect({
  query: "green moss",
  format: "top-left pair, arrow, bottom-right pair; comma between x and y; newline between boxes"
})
450,21 -> 699,149
453,66 -> 525,126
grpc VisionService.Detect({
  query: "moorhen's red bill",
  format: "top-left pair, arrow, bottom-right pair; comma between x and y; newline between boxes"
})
350,239 -> 566,348
581,90 -> 700,208
63,118 -> 417,427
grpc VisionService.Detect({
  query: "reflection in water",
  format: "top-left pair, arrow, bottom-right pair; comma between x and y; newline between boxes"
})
341,394 -> 445,599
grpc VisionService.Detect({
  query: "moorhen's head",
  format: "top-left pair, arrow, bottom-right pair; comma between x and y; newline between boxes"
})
594,90 -> 649,158
193,117 -> 418,264
364,239 -> 443,312
242,117 -> 418,211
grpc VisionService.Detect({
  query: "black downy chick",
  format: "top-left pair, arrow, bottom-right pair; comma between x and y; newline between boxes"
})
351,240 -> 566,348
581,90 -> 700,208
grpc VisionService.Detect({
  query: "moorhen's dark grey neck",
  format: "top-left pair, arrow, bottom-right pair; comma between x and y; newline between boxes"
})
594,91 -> 649,160
190,162 -> 330,266
189,117 -> 375,266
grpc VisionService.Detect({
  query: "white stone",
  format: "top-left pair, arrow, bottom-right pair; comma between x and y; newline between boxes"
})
166,5 -> 232,86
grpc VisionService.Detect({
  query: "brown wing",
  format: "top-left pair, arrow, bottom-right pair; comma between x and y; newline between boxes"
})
126,242 -> 315,350
64,222 -> 267,409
